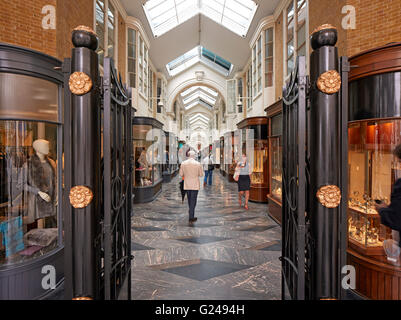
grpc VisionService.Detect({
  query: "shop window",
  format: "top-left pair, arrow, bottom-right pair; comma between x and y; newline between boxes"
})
237,77 -> 243,113
252,37 -> 262,97
285,0 -> 308,77
269,113 -> 282,201
148,69 -> 153,110
0,119 -> 60,266
265,27 -> 274,88
247,66 -> 253,109
95,0 -> 117,67
227,79 -> 236,114
127,28 -> 136,88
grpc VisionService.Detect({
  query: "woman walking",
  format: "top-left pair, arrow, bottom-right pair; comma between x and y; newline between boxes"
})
235,153 -> 252,210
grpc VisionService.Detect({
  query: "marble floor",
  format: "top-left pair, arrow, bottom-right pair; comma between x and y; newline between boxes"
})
131,171 -> 282,300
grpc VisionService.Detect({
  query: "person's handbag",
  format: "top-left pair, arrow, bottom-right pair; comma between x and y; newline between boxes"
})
233,167 -> 240,182
208,158 -> 215,171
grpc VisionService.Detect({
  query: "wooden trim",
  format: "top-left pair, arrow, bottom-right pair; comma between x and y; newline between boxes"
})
349,43 -> 401,82
236,116 -> 268,129
265,99 -> 283,116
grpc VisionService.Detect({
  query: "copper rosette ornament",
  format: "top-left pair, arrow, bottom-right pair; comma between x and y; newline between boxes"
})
316,185 -> 341,208
69,71 -> 93,95
69,186 -> 94,209
317,70 -> 341,94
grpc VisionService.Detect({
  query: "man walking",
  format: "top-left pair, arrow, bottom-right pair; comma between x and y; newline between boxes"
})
202,153 -> 214,186
179,150 -> 204,223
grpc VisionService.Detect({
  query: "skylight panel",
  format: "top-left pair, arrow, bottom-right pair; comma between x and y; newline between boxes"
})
190,117 -> 209,125
167,45 -> 232,77
143,0 -> 198,38
185,100 -> 200,110
189,113 -> 210,122
144,0 -> 257,38
181,86 -> 218,97
183,91 -> 216,105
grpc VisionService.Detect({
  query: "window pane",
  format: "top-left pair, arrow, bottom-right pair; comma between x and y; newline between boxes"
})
297,24 -> 306,49
265,73 -> 273,87
0,73 -> 59,122
0,120 -> 60,267
265,57 -> 273,73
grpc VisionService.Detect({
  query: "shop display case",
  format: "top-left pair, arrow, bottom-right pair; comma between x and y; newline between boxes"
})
237,117 -> 269,202
162,131 -> 178,182
224,131 -> 237,182
347,43 -> 401,300
220,136 -> 225,176
0,44 -> 64,299
213,140 -> 220,169
266,100 -> 283,224
132,117 -> 163,203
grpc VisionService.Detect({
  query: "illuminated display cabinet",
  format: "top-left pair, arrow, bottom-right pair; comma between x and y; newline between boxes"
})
347,42 -> 401,300
237,117 -> 269,203
132,117 -> 163,203
265,100 -> 283,224
220,136 -> 225,176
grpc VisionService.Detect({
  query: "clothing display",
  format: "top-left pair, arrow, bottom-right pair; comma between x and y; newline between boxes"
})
22,154 -> 57,224
0,216 -> 24,258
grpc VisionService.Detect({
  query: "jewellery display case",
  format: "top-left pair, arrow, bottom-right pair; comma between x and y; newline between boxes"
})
224,131 -> 237,182
237,117 -> 269,202
213,140 -> 220,169
0,44 -> 64,299
266,100 -> 283,224
162,131 -> 178,183
347,43 -> 401,300
132,117 -> 163,203
220,136 -> 225,176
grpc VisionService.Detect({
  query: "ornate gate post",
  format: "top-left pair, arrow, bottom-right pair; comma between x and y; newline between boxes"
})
64,26 -> 101,299
309,25 -> 342,299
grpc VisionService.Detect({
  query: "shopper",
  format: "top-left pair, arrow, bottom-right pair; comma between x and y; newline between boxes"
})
202,153 -> 214,186
235,153 -> 252,210
179,150 -> 204,223
375,144 -> 401,246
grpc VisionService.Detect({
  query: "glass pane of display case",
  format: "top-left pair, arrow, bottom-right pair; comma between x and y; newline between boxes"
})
0,121 -> 59,267
270,136 -> 282,201
251,139 -> 268,185
348,120 -> 401,257
133,124 -> 154,187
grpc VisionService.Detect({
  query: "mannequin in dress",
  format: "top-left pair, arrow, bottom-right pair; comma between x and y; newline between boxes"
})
22,139 -> 57,226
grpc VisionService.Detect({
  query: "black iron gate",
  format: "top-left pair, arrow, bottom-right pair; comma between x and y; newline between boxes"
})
281,55 -> 309,300
281,26 -> 349,300
63,27 -> 132,300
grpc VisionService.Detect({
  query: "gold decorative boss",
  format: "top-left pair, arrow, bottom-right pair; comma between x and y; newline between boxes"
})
69,72 -> 93,95
316,185 -> 341,208
69,186 -> 94,209
317,70 -> 341,94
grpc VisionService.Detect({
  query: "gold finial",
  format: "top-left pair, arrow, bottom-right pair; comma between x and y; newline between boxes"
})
312,24 -> 337,35
74,25 -> 97,36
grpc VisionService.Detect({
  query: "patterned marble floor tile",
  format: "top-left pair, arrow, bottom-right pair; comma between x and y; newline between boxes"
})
131,172 -> 282,300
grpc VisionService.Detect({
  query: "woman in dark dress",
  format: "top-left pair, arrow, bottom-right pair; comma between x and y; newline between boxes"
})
236,153 -> 252,210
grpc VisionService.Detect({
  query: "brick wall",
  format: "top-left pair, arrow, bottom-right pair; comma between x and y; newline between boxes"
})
0,0 -> 57,56
274,12 -> 284,100
346,0 -> 401,57
118,12 -> 126,83
56,0 -> 94,60
309,0 -> 347,57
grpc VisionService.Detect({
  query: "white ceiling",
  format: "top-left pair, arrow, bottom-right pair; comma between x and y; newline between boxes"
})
120,0 -> 280,78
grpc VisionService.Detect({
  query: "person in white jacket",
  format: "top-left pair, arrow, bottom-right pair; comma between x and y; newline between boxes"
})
202,153 -> 214,186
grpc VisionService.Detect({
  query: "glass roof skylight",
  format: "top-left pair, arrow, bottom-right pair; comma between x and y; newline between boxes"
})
143,0 -> 258,38
189,113 -> 210,122
190,117 -> 209,125
167,46 -> 233,77
184,98 -> 214,110
181,86 -> 218,97
183,91 -> 216,105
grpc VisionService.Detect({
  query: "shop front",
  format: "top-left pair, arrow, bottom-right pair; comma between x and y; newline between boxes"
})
265,100 -> 283,224
219,136 -> 225,176
0,44 -> 64,299
237,117 -> 269,203
347,43 -> 401,299
224,131 -> 236,182
162,131 -> 178,183
132,117 -> 163,203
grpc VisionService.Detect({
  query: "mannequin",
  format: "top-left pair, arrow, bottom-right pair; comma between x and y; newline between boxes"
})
22,139 -> 57,225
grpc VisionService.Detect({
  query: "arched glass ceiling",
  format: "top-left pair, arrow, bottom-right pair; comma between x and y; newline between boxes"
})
189,113 -> 210,122
143,0 -> 258,38
166,46 -> 233,77
183,90 -> 216,105
190,117 -> 209,125
181,86 -> 218,97
184,98 -> 214,110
